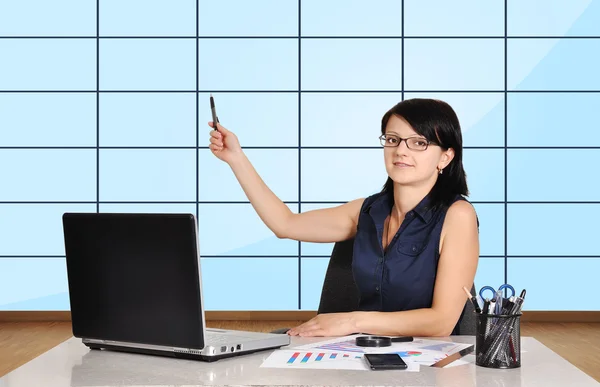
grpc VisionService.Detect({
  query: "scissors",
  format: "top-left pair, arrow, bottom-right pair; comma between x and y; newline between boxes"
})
479,283 -> 515,301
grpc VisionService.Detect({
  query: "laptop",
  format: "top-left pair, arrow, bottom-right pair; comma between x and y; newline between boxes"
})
62,212 -> 290,362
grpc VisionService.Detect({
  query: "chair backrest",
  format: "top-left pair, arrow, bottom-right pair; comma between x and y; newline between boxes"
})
317,238 -> 359,314
317,238 -> 476,335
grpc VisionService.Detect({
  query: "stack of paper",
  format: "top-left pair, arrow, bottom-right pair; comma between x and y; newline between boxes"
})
260,334 -> 473,371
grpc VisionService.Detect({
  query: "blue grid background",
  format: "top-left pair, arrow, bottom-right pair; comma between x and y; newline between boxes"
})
1,0 -> 599,312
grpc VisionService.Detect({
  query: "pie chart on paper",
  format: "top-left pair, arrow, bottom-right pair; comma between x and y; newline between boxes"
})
394,351 -> 422,357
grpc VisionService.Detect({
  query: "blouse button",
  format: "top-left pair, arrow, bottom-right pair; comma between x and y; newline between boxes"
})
412,246 -> 417,252
375,286 -> 380,292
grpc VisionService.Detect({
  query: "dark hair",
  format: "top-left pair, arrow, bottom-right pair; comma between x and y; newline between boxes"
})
380,98 -> 469,209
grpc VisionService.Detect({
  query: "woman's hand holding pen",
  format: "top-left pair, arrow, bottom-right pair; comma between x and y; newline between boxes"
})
208,121 -> 243,164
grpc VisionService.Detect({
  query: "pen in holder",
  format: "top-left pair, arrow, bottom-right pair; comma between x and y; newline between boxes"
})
475,312 -> 521,369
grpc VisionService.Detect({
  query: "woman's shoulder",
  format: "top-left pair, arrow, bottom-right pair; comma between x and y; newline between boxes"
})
445,195 -> 479,228
447,198 -> 476,216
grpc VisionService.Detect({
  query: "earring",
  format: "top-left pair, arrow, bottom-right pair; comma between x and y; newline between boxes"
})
438,167 -> 443,175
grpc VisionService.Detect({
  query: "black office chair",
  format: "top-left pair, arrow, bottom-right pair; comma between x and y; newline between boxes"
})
272,238 -> 477,335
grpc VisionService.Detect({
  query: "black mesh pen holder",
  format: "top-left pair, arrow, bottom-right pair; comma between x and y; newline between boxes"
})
475,313 -> 521,369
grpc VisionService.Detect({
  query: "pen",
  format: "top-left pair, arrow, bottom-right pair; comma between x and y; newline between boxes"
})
477,295 -> 485,309
489,299 -> 496,315
494,289 -> 503,315
508,334 -> 517,364
210,93 -> 219,131
482,298 -> 490,314
463,286 -> 482,314
509,290 -> 526,315
501,299 -> 515,315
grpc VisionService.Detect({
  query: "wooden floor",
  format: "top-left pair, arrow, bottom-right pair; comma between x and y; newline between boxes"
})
1,321 -> 599,382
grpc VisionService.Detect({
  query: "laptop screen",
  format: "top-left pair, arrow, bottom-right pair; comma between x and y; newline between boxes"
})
62,213 -> 204,349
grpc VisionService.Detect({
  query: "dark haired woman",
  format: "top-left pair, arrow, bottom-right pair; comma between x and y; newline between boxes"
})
208,98 -> 479,337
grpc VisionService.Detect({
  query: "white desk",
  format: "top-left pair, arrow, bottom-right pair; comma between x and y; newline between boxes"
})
0,336 -> 598,387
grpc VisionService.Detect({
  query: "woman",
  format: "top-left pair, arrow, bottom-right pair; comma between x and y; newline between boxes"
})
208,98 -> 479,337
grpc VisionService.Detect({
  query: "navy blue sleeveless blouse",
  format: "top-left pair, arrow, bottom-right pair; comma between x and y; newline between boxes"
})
352,190 -> 470,334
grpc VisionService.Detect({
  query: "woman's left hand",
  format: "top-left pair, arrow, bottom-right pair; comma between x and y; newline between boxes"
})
287,312 -> 360,337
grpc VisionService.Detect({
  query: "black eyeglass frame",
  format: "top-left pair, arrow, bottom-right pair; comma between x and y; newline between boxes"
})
378,134 -> 438,151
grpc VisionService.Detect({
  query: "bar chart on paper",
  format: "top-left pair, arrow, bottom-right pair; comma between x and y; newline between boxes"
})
260,350 -> 369,370
291,336 -> 473,367
287,351 -> 363,364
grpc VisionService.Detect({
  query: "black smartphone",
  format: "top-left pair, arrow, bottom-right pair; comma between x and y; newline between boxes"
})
364,353 -> 408,370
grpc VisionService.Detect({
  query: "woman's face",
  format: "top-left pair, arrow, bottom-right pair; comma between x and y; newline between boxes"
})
383,115 -> 453,187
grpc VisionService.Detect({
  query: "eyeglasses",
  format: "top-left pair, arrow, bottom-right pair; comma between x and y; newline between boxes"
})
379,134 -> 435,151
